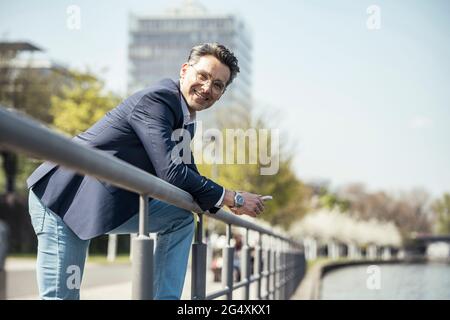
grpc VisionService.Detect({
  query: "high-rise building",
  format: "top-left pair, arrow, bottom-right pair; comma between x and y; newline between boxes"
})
128,0 -> 252,127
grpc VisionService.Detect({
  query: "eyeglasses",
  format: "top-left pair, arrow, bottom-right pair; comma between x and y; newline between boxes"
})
189,64 -> 226,96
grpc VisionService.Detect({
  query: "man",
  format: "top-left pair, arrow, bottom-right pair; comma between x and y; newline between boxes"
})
27,43 -> 265,300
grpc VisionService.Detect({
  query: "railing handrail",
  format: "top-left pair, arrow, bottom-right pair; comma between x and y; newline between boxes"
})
0,105 -> 299,245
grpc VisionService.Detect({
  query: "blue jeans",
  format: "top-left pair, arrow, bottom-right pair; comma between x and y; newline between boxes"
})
28,189 -> 195,300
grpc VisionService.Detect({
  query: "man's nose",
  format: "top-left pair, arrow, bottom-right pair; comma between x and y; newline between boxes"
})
200,81 -> 213,93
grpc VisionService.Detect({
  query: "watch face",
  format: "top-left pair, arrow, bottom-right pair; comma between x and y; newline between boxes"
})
236,194 -> 244,207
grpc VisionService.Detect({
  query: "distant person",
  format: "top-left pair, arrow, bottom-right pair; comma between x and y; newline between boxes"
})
27,43 -> 266,300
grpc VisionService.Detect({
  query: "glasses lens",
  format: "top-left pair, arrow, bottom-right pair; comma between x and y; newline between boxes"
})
191,65 -> 224,95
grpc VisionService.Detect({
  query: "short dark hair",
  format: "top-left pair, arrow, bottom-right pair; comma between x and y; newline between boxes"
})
187,43 -> 240,86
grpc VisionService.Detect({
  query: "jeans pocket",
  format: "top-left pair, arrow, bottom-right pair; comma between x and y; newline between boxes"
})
28,190 -> 46,234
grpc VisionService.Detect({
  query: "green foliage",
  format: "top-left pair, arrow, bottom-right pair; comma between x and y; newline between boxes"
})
0,67 -> 120,195
0,61 -> 67,195
433,193 -> 450,234
0,67 -> 66,124
15,156 -> 42,196
319,192 -> 350,212
196,109 -> 309,230
50,71 -> 121,136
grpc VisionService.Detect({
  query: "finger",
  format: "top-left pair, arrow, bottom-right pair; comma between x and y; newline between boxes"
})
256,201 -> 264,212
253,199 -> 263,211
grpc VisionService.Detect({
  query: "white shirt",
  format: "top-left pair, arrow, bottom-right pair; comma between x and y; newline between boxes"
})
180,92 -> 225,209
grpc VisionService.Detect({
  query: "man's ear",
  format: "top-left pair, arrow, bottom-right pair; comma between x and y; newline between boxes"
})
180,63 -> 189,80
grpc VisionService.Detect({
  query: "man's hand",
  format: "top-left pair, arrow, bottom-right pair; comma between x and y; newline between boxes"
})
223,190 -> 265,218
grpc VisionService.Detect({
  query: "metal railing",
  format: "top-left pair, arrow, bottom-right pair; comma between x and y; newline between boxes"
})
0,105 -> 306,300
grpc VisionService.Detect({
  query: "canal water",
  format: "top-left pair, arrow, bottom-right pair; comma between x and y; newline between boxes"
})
321,262 -> 450,299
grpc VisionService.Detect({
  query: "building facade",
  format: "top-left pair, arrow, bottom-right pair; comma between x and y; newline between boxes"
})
128,1 -> 252,127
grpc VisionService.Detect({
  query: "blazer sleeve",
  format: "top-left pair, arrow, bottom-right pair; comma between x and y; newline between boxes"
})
129,91 -> 223,213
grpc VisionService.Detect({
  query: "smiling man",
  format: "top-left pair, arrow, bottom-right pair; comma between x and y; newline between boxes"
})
26,43 -> 266,300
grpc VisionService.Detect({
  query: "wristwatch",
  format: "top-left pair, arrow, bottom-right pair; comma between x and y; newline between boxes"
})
234,191 -> 245,208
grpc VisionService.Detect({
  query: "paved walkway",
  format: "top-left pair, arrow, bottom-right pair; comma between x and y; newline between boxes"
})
4,258 -> 232,300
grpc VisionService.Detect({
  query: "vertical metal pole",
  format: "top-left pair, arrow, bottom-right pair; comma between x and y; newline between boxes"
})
279,241 -> 284,300
283,242 -> 288,299
191,213 -> 207,300
285,249 -> 290,299
132,194 -> 154,300
129,234 -> 135,261
255,233 -> 263,300
272,238 -> 277,300
107,234 -> 118,262
242,228 -> 251,300
295,246 -> 300,294
222,224 -> 234,300
265,242 -> 272,299
289,245 -> 294,299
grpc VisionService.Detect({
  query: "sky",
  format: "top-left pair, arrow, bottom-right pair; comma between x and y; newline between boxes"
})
1,0 -> 449,197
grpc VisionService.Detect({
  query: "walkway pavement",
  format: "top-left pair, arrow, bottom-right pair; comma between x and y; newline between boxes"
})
4,257 -> 239,300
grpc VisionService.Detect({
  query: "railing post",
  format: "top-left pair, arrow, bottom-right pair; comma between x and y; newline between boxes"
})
222,224 -> 234,300
272,238 -> 278,300
132,194 -> 154,300
191,213 -> 207,300
265,244 -> 272,299
289,246 -> 295,299
278,240 -> 285,300
281,240 -> 289,300
285,249 -> 291,299
255,233 -> 263,300
242,228 -> 251,300
129,233 -> 138,261
107,234 -> 118,262
296,247 -> 302,296
283,242 -> 289,299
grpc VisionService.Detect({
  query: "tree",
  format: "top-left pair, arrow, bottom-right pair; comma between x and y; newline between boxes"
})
0,46 -> 66,196
50,71 -> 121,136
196,106 -> 309,230
337,184 -> 433,239
432,193 -> 450,234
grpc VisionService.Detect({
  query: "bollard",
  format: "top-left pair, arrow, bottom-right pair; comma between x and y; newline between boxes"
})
132,235 -> 154,299
131,194 -> 154,300
191,214 -> 207,300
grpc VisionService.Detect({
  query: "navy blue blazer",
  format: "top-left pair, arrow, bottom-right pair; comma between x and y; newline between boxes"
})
27,79 -> 224,240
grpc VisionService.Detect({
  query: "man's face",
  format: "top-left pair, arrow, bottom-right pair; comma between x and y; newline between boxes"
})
179,55 -> 231,112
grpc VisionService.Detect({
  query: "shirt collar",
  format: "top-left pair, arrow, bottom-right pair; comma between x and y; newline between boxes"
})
179,83 -> 196,125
